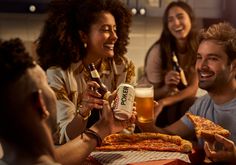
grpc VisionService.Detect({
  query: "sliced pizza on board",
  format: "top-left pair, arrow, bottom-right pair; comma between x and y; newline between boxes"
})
186,112 -> 230,140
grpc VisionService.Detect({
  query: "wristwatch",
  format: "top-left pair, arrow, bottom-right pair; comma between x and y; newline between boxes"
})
77,105 -> 91,120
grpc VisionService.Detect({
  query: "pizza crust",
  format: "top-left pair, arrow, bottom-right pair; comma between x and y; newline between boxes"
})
186,112 -> 230,141
96,133 -> 192,153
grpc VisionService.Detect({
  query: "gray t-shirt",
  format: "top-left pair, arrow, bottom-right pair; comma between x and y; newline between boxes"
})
181,94 -> 236,147
0,160 -> 7,165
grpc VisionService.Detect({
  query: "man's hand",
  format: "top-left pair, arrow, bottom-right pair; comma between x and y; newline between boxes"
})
204,134 -> 236,163
153,101 -> 164,119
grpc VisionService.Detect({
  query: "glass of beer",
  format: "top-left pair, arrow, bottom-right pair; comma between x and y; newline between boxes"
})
134,83 -> 154,123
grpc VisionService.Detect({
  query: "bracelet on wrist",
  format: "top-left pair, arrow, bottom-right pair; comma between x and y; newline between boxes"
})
84,128 -> 102,147
77,105 -> 91,120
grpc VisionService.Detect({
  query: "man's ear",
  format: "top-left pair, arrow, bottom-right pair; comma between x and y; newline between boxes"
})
32,90 -> 49,120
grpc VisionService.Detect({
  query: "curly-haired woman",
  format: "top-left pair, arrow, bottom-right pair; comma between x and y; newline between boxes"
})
37,0 -> 135,144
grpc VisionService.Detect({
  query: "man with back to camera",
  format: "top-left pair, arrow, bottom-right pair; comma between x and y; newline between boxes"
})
137,22 -> 236,163
0,38 -> 136,164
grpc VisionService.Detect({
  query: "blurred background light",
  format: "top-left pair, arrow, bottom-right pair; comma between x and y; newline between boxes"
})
131,8 -> 137,15
139,8 -> 146,15
29,5 -> 36,12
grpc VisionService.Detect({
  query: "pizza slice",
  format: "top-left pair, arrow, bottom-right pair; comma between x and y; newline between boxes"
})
186,112 -> 230,140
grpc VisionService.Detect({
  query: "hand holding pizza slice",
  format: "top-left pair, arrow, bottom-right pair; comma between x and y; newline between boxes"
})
186,112 -> 230,141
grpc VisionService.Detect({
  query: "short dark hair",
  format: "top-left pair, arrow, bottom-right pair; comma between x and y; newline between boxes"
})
0,38 -> 36,137
0,38 -> 35,86
199,22 -> 236,62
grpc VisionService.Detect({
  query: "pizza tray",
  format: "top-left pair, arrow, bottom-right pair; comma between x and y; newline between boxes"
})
90,151 -> 190,165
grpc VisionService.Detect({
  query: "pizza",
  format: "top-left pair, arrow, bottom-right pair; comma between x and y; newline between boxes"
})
96,133 -> 192,153
186,112 -> 230,140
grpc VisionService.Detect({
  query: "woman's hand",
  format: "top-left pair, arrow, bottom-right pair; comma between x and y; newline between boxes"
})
79,81 -> 104,115
204,134 -> 236,163
164,70 -> 180,87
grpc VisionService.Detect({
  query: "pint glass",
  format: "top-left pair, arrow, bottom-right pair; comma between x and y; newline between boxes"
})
134,84 -> 154,123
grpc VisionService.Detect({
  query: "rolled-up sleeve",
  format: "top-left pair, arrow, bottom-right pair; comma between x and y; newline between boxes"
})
125,59 -> 136,85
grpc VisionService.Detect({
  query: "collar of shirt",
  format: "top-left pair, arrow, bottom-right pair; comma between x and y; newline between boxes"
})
71,58 -> 118,76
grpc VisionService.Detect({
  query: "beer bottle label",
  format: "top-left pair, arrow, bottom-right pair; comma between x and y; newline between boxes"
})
90,70 -> 100,78
172,52 -> 188,86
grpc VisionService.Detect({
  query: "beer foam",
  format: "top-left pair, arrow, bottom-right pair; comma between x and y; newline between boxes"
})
135,88 -> 153,98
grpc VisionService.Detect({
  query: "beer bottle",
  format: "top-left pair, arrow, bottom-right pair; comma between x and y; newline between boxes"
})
172,52 -> 188,86
87,63 -> 111,100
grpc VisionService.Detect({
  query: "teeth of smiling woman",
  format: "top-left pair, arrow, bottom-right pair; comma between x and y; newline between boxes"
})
175,27 -> 183,32
104,44 -> 114,50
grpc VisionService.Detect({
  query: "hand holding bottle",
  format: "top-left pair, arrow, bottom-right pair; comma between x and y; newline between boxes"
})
164,70 -> 181,87
87,63 -> 111,101
164,70 -> 180,95
79,81 -> 105,116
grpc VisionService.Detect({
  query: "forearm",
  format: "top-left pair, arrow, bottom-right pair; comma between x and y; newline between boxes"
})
66,115 -> 88,140
55,132 -> 98,165
56,119 -> 112,165
160,84 -> 197,107
137,118 -> 194,140
154,84 -> 170,100
137,121 -> 170,135
89,120 -> 111,140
